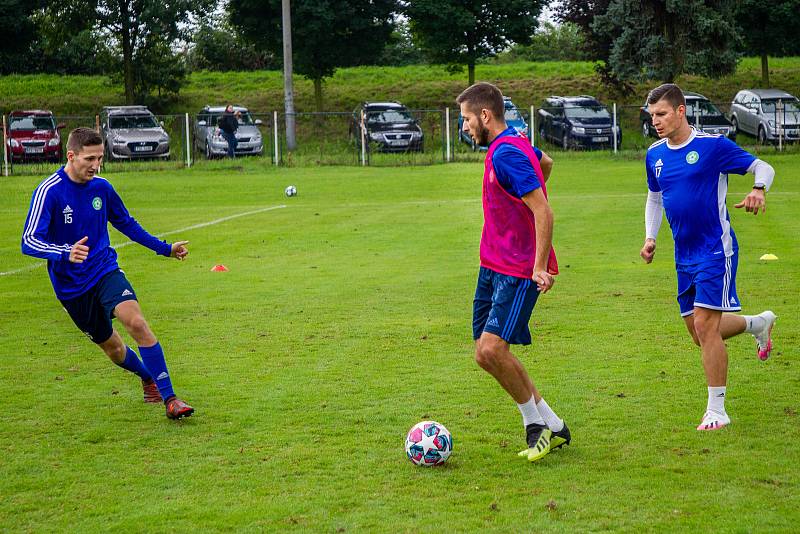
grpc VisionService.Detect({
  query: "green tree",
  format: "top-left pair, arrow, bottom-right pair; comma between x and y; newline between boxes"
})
405,0 -> 546,85
734,0 -> 800,87
229,0 -> 399,111
377,18 -> 426,66
0,0 -> 44,74
187,21 -> 277,72
583,0 -> 740,85
497,22 -> 589,63
43,0 -> 211,103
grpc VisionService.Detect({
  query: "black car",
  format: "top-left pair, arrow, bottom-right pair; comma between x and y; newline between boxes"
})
640,91 -> 736,140
351,102 -> 424,152
538,96 -> 621,149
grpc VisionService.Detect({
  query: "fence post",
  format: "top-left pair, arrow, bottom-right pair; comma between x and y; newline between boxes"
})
445,107 -> 451,162
3,114 -> 8,177
273,111 -> 279,165
778,99 -> 783,152
695,103 -> 701,132
360,110 -> 367,166
613,103 -> 618,154
528,106 -> 536,146
184,113 -> 191,168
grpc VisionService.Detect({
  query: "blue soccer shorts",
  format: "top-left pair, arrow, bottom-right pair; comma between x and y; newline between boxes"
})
60,269 -> 138,343
472,266 -> 540,345
676,253 -> 741,317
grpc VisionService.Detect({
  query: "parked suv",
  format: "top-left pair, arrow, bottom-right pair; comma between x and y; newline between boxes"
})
5,110 -> 65,163
538,96 -> 621,149
351,102 -> 424,152
101,106 -> 170,160
640,91 -> 735,140
730,89 -> 800,144
458,96 -> 528,151
194,106 -> 264,158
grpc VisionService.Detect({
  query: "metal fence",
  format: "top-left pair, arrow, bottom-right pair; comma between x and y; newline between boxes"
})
3,103 -> 798,176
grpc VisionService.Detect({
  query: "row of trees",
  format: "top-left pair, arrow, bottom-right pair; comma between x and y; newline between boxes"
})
3,1 -> 798,107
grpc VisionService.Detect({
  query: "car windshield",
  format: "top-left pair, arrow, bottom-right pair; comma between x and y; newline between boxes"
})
366,109 -> 414,124
109,115 -> 159,129
685,99 -> 722,117
205,112 -> 254,126
565,105 -> 610,119
504,107 -> 523,122
761,98 -> 800,114
10,116 -> 56,131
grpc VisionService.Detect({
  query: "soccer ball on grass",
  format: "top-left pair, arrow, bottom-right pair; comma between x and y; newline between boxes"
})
285,185 -> 297,197
405,421 -> 452,466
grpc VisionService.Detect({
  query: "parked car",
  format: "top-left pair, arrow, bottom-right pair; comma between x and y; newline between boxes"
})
538,96 -> 621,149
101,106 -> 170,160
729,89 -> 800,144
194,106 -> 264,158
5,110 -> 65,163
640,91 -> 735,140
351,102 -> 424,152
458,96 -> 528,151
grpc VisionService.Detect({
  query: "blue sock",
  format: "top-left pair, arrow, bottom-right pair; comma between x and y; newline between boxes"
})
115,346 -> 153,381
139,342 -> 176,402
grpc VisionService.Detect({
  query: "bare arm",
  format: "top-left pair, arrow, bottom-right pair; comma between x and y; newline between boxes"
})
521,187 -> 555,293
539,150 -> 553,183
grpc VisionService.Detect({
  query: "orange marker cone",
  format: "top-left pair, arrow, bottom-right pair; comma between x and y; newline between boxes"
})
211,264 -> 229,272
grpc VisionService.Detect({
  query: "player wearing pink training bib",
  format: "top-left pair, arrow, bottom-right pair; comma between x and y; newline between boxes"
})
457,82 -> 569,463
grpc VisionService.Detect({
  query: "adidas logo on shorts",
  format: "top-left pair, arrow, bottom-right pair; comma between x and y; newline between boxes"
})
121,289 -> 133,297
487,317 -> 500,328
157,372 -> 169,380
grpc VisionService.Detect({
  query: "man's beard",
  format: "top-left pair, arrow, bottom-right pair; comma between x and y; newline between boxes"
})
475,123 -> 490,146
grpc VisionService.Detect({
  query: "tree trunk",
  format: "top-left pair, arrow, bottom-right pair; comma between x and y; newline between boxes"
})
468,62 -> 475,86
761,52 -> 770,87
120,0 -> 134,104
314,78 -> 323,112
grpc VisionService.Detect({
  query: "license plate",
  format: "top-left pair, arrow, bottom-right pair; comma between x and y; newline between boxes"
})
389,139 -> 409,146
134,145 -> 153,152
592,136 -> 609,142
25,147 -> 44,154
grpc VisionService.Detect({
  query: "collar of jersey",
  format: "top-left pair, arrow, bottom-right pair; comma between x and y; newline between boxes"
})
666,127 -> 697,150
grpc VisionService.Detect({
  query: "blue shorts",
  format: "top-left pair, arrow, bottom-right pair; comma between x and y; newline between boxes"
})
473,266 -> 540,345
60,269 -> 138,343
676,254 -> 741,317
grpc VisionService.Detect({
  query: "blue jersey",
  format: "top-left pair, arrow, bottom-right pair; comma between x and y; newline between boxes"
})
646,129 -> 756,265
21,167 -> 172,300
490,127 -> 543,198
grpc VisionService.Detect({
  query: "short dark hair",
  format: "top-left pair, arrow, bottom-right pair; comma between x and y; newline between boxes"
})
647,83 -> 685,109
456,82 -> 505,120
67,127 -> 103,154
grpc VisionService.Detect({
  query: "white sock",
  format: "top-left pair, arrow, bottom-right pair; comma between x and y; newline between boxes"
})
707,386 -> 727,415
743,314 -> 766,334
517,396 -> 545,427
536,398 -> 564,432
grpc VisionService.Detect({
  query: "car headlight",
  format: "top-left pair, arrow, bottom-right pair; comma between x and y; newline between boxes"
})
113,136 -> 125,145
9,139 -> 19,148
572,126 -> 586,134
48,138 -> 60,147
768,120 -> 775,128
369,132 -> 383,140
252,134 -> 262,142
159,136 -> 169,143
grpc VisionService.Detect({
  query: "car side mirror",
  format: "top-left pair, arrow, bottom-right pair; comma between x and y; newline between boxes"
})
159,120 -> 165,126
56,123 -> 66,129
102,123 -> 107,129
198,120 -> 207,126
255,119 -> 263,125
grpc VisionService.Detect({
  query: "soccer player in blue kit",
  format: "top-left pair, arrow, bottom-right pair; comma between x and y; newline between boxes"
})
21,127 -> 195,420
640,84 -> 777,431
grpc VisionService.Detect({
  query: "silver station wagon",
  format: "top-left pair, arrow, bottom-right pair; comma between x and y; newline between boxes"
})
101,106 -> 170,160
194,106 -> 264,158
730,89 -> 800,144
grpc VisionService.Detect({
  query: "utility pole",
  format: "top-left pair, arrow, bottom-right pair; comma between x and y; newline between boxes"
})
282,0 -> 296,151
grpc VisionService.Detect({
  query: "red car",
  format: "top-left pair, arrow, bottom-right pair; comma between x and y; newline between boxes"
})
6,110 -> 65,163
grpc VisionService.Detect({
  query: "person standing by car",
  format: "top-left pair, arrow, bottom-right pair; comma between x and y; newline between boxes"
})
218,105 -> 239,157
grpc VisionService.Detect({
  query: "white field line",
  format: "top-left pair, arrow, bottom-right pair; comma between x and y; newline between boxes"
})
1,204 -> 287,277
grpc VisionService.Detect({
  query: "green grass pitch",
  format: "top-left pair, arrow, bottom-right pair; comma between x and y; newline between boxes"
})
1,153 -> 798,531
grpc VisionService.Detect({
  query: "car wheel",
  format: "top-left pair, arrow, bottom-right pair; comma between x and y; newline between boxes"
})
562,132 -> 569,150
757,125 -> 767,145
642,121 -> 650,138
731,116 -> 739,133
205,142 -> 212,159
